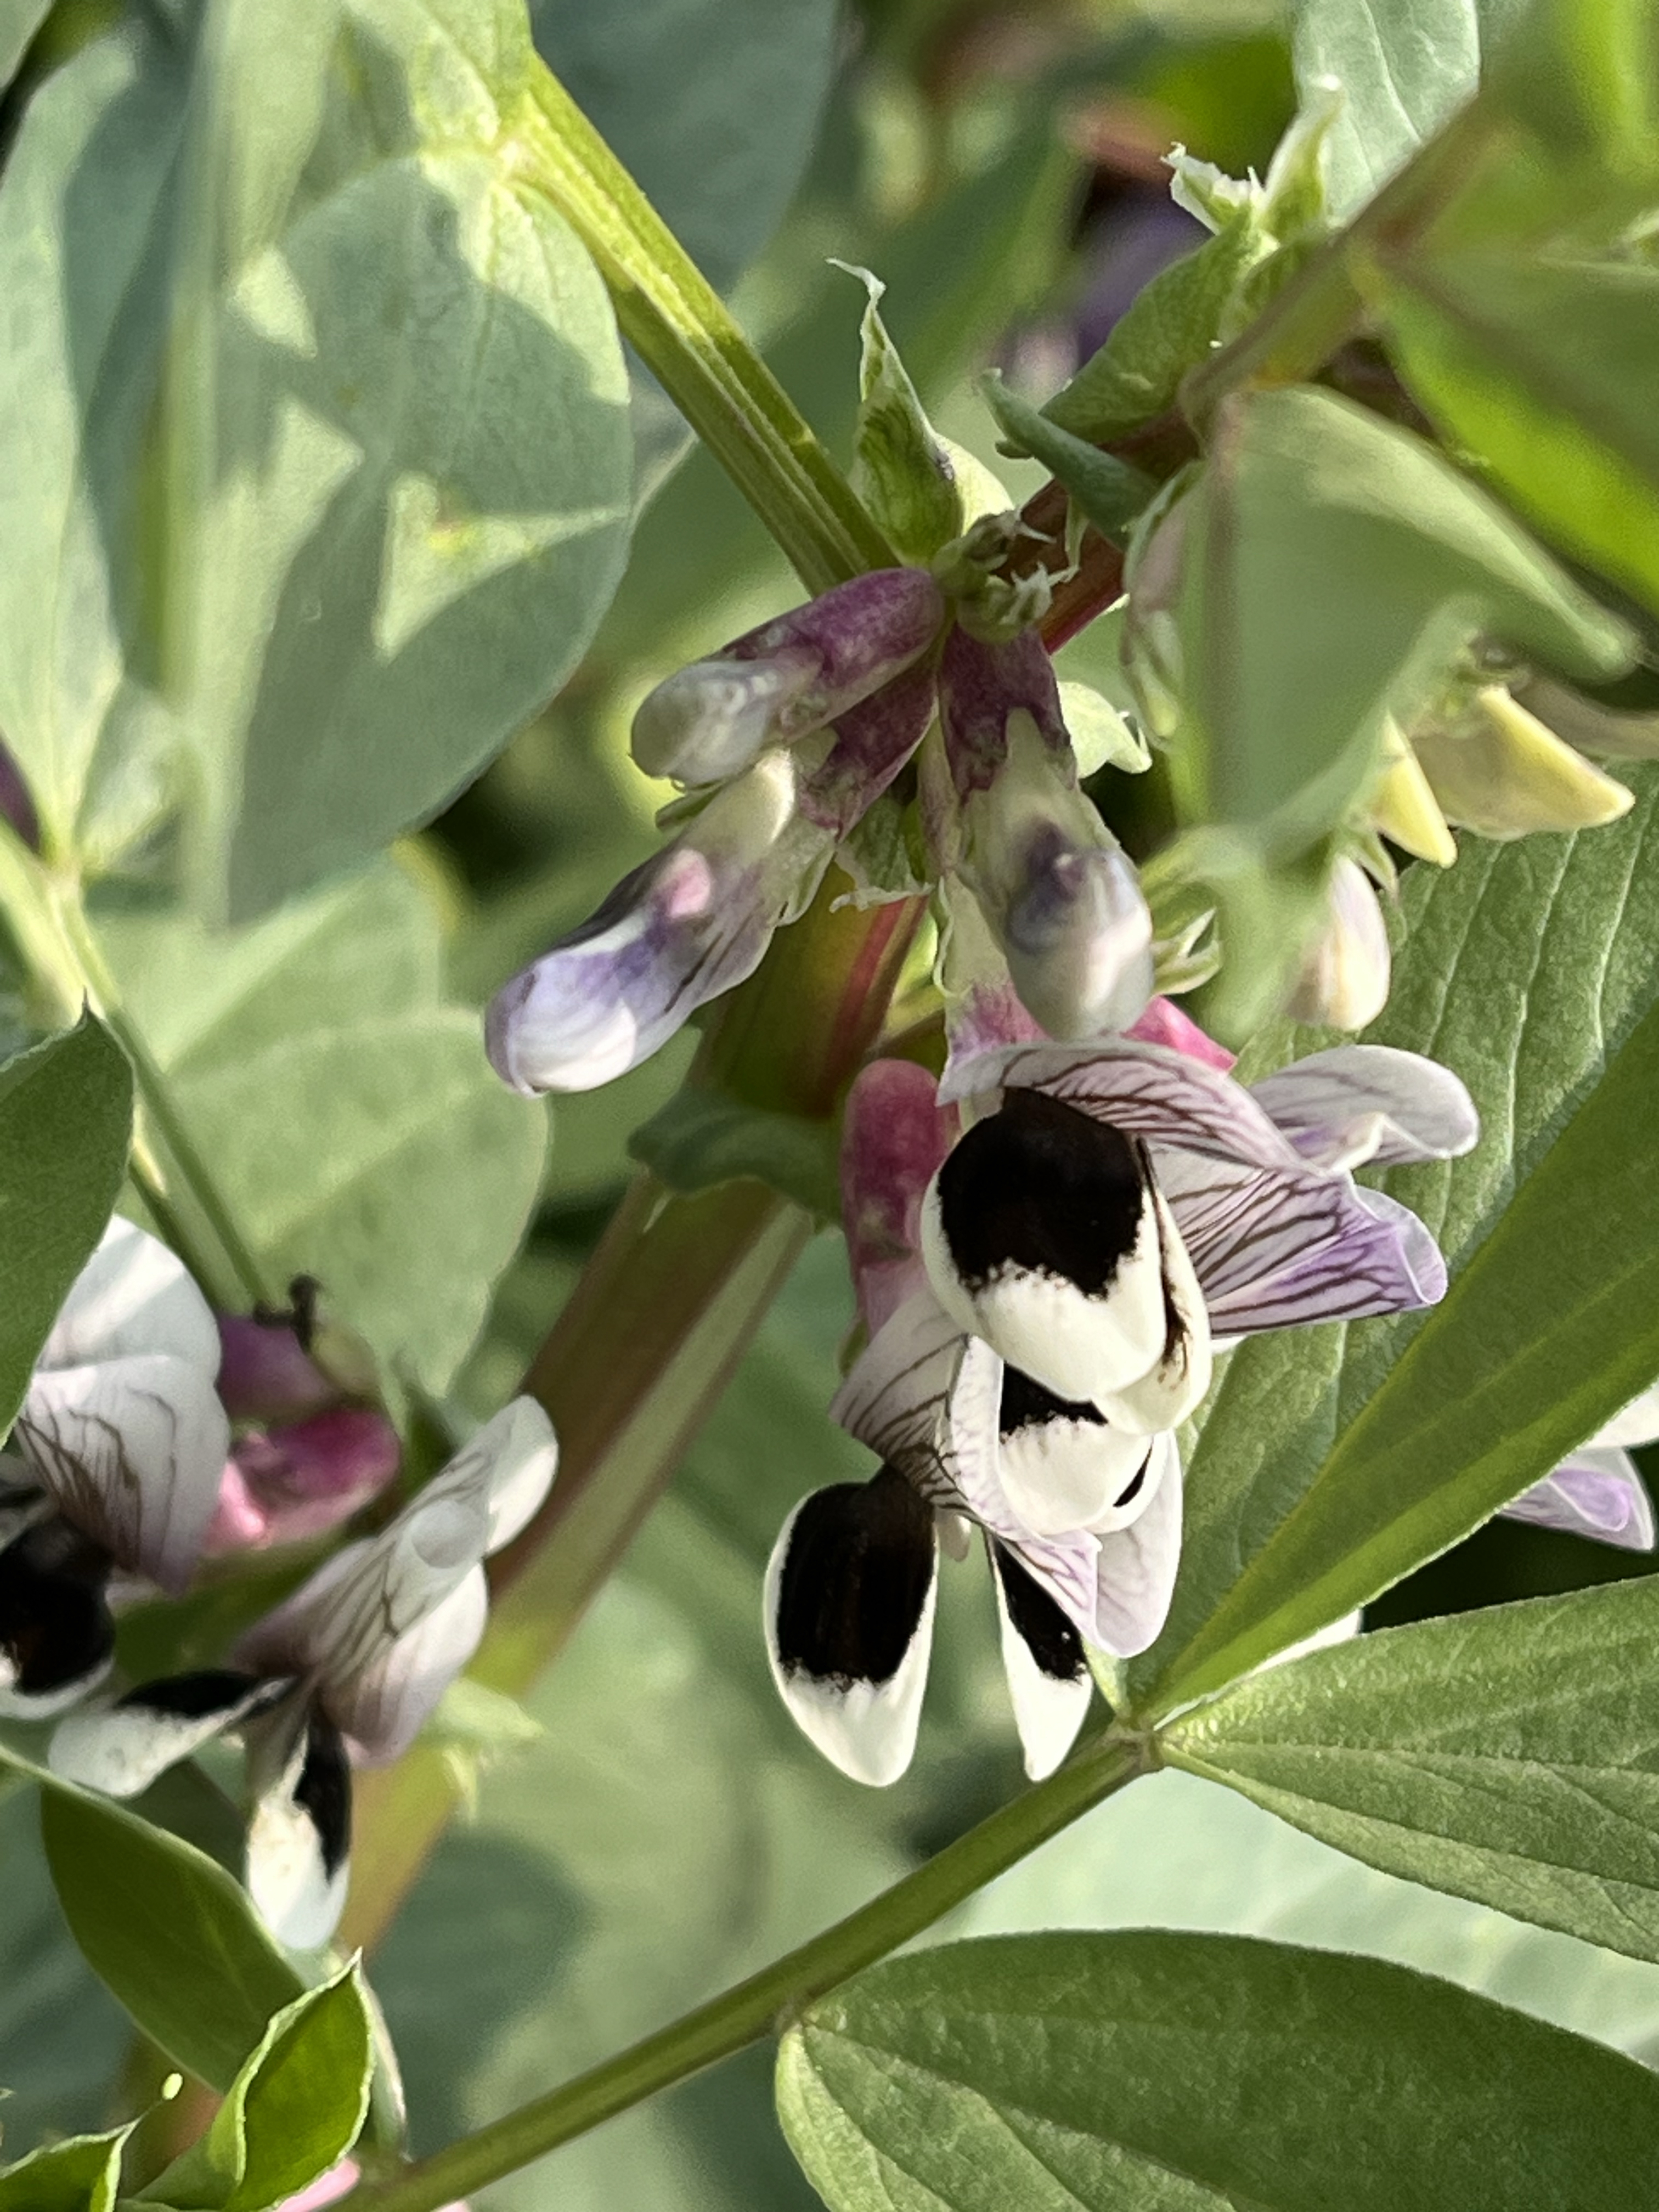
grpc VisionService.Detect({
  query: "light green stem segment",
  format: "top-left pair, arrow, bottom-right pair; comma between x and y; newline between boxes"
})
510,59 -> 896,593
345,1736 -> 1149,2212
0,823 -> 273,1312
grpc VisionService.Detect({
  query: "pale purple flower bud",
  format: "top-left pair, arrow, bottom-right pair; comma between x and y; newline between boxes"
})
217,1314 -> 335,1424
938,627 -> 1069,797
205,1408 -> 402,1554
799,658 -> 938,838
840,1060 -> 956,1333
1503,1453 -> 1656,1551
1286,858 -> 1391,1031
487,751 -> 832,1095
631,569 -> 945,784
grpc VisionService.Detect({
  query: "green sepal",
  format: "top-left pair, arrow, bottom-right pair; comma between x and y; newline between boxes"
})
839,263 -> 967,565
982,374 -> 1156,547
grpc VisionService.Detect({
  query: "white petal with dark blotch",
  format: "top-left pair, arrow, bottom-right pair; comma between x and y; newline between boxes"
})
1156,1154 -> 1446,1333
326,1571 -> 489,1765
16,1354 -> 231,1591
1590,1381 -> 1659,1451
1091,1190 -> 1212,1435
991,1358 -> 1159,1537
1502,1449 -> 1656,1551
1249,1046 -> 1479,1171
245,1703 -> 353,1949
50,1671 -> 293,1797
763,1477 -> 938,1787
0,1519 -> 114,1719
1092,1433 -> 1182,1657
939,1042 -> 1305,1172
988,1541 -> 1093,1781
41,1217 -> 221,1375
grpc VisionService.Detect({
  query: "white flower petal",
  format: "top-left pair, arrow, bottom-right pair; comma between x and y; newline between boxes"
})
1502,1449 -> 1656,1552
1092,1434 -> 1183,1657
419,1397 -> 558,1555
988,1540 -> 1093,1781
994,1362 -> 1160,1537
17,1355 -> 231,1590
42,1217 -> 220,1376
763,1478 -> 938,1787
328,1571 -> 489,1765
1249,1046 -> 1479,1171
50,1670 -> 291,1797
1590,1381 -> 1659,1451
245,1704 -> 353,1949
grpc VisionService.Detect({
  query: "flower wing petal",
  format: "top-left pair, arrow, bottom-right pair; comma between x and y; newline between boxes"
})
327,1571 -> 489,1765
1092,1432 -> 1183,1657
1502,1449 -> 1656,1552
50,1671 -> 291,1797
988,1539 -> 1093,1781
245,1704 -> 353,1949
42,1217 -> 220,1376
1249,1046 -> 1479,1170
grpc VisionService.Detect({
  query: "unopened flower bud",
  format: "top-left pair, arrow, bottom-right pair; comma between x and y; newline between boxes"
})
217,1313 -> 336,1424
1286,857 -> 1390,1030
937,626 -> 1068,795
206,1408 -> 401,1554
1126,995 -> 1236,1071
840,1060 -> 956,1333
630,569 -> 945,784
487,752 -> 831,1094
798,659 -> 938,838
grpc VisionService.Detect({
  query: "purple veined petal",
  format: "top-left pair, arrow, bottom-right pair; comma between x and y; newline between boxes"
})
799,658 -> 939,839
1501,1448 -> 1656,1552
1091,1188 -> 1212,1436
840,1061 -> 956,1335
420,1397 -> 558,1556
1589,1380 -> 1659,1451
829,1289 -> 967,1502
952,1039 -> 1307,1169
326,1571 -> 489,1765
0,1519 -> 115,1718
18,1353 -> 232,1592
764,1475 -> 939,1786
631,569 -> 945,785
1249,1045 -> 1479,1171
43,1216 -> 220,1376
938,626 -> 1069,797
245,1699 -> 353,1948
986,1539 -> 1094,1781
486,753 -> 833,1096
50,1669 -> 294,1797
1093,1432 -> 1183,1657
1157,1150 -> 1448,1333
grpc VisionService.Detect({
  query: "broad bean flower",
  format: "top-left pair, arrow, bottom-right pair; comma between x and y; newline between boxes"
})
1,1218 -> 229,1717
765,1031 -> 1478,1787
52,1400 -> 556,1947
1502,1383 -> 1658,1552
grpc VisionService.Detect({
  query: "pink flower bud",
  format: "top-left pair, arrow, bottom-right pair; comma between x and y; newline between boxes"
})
631,569 -> 945,784
840,1060 -> 956,1331
216,1314 -> 336,1424
205,1408 -> 400,1553
1127,996 -> 1237,1071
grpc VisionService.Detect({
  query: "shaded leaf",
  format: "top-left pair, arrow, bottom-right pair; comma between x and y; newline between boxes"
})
780,1929 -> 1659,2211
629,1088 -> 839,1220
0,0 -> 47,90
1167,1576 -> 1659,1962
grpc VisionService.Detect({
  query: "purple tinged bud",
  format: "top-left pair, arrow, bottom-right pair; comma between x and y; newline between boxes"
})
840,1060 -> 956,1333
938,627 -> 1069,797
799,658 -> 939,838
487,751 -> 832,1096
630,569 -> 946,785
1286,858 -> 1391,1031
217,1314 -> 335,1424
205,1407 -> 402,1554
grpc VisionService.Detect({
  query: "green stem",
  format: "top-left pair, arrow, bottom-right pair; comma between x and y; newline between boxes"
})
344,1734 -> 1149,2212
509,60 -> 895,594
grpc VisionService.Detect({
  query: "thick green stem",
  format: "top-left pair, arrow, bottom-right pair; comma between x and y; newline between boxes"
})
509,62 -> 895,594
345,1734 -> 1149,2212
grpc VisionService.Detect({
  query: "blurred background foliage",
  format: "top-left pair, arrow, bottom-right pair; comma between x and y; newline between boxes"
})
0,0 -> 1653,2200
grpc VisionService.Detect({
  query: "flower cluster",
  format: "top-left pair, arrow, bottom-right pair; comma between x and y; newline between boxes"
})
486,568 -> 1156,1096
763,1022 -> 1486,1785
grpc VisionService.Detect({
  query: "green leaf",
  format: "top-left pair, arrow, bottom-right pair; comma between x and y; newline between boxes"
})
981,376 -> 1155,546
0,2 -> 631,916
0,0 -> 47,89
143,1970 -> 372,2212
779,1930 -> 1659,2211
1291,0 -> 1525,217
628,1088 -> 838,1220
36,1776 -> 307,2093
1171,383 -> 1632,853
1130,763 -> 1659,1713
0,1017 -> 133,1437
1043,216 -> 1257,443
0,2126 -> 132,2212
98,862 -> 546,1396
960,1764 -> 1659,2062
1377,251 -> 1659,624
1483,0 -> 1659,169
1166,1577 -> 1659,1963
531,0 -> 837,297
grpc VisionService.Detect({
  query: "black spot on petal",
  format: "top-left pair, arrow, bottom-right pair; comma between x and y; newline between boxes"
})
295,1708 -> 352,1880
0,1520 -> 114,1698
1113,1451 -> 1152,1510
775,1469 -> 935,1690
991,1542 -> 1086,1683
939,1089 -> 1150,1296
117,1669 -> 287,1724
998,1364 -> 1107,1440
